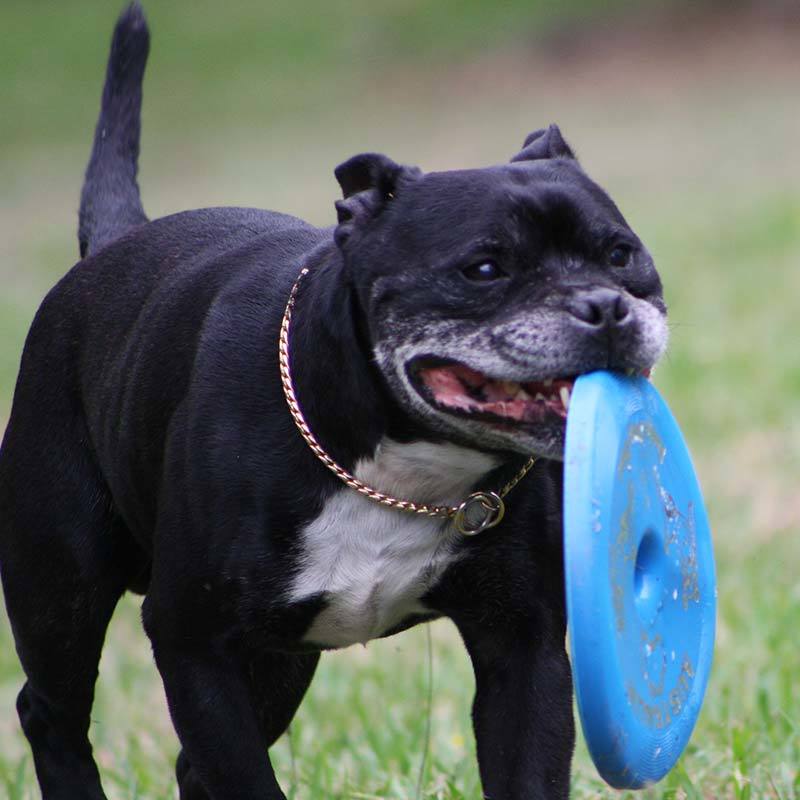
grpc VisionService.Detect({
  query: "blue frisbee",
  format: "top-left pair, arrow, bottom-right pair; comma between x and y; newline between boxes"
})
564,371 -> 716,789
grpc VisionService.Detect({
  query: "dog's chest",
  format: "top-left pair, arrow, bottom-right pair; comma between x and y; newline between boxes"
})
289,439 -> 498,648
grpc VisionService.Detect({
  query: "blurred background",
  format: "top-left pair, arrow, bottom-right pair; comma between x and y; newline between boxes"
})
1,0 -> 798,797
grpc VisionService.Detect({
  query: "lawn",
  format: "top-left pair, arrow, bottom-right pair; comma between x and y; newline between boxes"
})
1,2 -> 799,798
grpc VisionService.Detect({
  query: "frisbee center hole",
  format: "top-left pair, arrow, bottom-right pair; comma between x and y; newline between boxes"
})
634,530 -> 664,620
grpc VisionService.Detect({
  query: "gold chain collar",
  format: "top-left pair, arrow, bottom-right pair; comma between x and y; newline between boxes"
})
278,267 -> 537,535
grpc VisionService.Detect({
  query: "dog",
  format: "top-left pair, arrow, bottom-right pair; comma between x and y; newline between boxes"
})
0,3 -> 668,798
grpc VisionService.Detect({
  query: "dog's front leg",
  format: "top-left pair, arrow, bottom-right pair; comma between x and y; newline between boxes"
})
146,633 -> 287,800
455,615 -> 575,799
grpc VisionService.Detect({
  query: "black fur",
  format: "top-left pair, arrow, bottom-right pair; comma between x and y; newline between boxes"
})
0,5 -> 667,799
511,123 -> 577,162
79,1 -> 149,258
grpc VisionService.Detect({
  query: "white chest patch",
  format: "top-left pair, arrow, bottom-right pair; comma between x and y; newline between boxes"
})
289,439 -> 500,648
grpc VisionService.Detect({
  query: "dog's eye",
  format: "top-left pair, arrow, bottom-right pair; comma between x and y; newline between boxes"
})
461,261 -> 506,283
608,245 -> 633,268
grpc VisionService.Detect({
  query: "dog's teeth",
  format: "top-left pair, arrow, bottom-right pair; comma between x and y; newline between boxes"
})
501,381 -> 519,396
534,393 -> 545,402
559,386 -> 571,411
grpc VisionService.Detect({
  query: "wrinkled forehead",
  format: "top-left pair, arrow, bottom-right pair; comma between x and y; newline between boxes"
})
385,161 -> 629,252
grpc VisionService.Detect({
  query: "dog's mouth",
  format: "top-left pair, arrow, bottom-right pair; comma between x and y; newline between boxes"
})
408,359 -> 652,431
409,359 -> 576,429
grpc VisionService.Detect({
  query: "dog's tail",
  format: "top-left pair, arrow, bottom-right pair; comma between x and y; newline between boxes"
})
78,2 -> 150,258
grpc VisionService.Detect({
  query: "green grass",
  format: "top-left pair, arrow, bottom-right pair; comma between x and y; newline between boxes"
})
1,1 -> 799,798
2,0 -> 691,154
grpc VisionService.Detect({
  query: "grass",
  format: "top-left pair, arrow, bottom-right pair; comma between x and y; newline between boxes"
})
2,0 -> 690,154
1,1 -> 799,798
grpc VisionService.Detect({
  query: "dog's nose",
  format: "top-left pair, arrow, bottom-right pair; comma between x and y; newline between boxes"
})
568,288 -> 630,328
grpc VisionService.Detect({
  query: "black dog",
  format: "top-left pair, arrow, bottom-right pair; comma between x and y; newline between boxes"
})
0,4 -> 668,799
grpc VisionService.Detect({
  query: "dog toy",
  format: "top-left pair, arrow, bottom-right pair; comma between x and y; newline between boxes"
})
564,370 -> 716,788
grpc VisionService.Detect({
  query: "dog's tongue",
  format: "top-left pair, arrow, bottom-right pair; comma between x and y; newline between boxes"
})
420,365 -> 482,412
419,364 -> 572,422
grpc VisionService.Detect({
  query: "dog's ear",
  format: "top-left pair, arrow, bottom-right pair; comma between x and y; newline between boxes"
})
334,153 -> 420,247
511,124 -> 576,163
335,153 -> 404,199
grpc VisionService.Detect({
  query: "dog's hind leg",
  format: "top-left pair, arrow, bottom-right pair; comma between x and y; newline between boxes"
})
0,412 -> 134,800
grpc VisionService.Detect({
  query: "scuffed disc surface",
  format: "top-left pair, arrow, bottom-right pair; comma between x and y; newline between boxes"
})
563,370 -> 716,789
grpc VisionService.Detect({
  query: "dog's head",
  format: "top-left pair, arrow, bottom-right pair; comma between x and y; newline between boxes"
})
334,125 -> 667,459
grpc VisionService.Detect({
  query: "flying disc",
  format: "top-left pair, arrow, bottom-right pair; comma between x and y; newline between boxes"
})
564,371 -> 716,789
